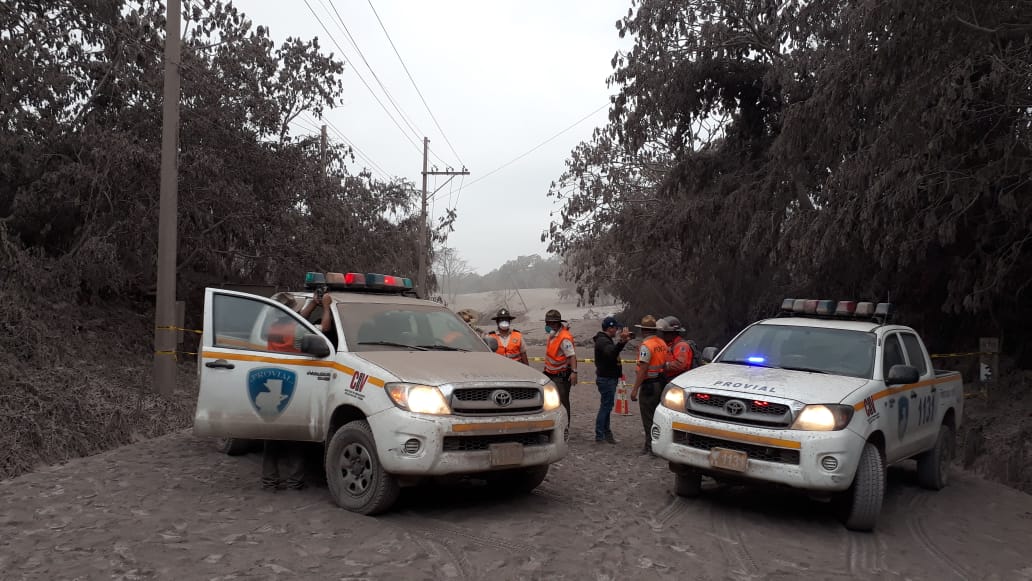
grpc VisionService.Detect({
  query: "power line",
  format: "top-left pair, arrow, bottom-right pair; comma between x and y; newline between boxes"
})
322,0 -> 426,144
302,0 -> 422,157
307,113 -> 393,179
366,0 -> 465,168
459,103 -> 610,194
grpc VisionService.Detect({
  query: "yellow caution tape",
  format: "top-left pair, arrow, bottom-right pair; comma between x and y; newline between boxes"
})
929,351 -> 993,359
529,356 -> 638,364
157,326 -> 203,334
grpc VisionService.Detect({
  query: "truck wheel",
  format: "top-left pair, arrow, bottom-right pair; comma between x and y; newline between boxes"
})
837,442 -> 885,531
674,470 -> 702,498
215,437 -> 253,456
487,465 -> 549,494
325,421 -> 400,515
916,424 -> 954,490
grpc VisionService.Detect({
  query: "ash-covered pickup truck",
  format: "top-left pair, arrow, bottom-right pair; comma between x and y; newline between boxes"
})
652,299 -> 963,531
193,271 -> 568,515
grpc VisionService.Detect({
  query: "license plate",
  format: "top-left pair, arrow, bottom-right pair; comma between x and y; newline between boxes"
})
489,442 -> 524,467
709,447 -> 748,472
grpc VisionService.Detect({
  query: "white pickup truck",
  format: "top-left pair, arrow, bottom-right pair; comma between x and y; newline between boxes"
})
652,299 -> 963,531
193,272 -> 568,514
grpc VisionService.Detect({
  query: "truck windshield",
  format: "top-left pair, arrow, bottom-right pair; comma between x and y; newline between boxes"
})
337,303 -> 491,353
717,324 -> 876,379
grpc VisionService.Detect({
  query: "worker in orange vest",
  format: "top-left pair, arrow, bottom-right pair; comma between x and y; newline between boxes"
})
487,308 -> 529,365
543,309 -> 578,423
661,316 -> 694,380
630,315 -> 669,455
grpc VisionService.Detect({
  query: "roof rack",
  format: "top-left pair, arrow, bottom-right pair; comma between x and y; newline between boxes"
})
778,298 -> 894,324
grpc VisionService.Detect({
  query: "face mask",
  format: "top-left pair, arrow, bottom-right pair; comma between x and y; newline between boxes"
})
498,321 -> 511,331
544,325 -> 553,334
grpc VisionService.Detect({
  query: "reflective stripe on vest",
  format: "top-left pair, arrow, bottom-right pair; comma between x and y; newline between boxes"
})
643,335 -> 668,379
544,327 -> 575,374
490,330 -> 524,359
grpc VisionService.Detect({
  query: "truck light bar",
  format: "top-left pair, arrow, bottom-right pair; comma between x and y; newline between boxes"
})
780,298 -> 894,322
310,271 -> 413,293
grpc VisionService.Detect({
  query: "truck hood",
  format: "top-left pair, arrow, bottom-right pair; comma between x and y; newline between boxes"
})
353,351 -> 548,386
671,362 -> 870,404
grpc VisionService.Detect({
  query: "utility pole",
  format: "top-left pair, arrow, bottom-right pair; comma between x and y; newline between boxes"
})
417,137 -> 469,298
153,0 -> 181,397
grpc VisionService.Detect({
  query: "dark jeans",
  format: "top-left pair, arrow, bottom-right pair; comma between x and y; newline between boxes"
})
262,440 -> 305,489
595,376 -> 618,440
638,379 -> 664,448
548,372 -> 573,423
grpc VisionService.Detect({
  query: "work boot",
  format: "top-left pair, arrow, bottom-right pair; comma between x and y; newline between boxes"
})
260,477 -> 280,491
604,432 -> 617,444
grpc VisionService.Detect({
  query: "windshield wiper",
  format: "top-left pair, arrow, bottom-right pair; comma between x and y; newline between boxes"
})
779,365 -> 829,374
357,341 -> 428,351
417,344 -> 469,352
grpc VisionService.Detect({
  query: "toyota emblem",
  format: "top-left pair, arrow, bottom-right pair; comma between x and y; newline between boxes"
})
724,399 -> 746,416
491,389 -> 513,407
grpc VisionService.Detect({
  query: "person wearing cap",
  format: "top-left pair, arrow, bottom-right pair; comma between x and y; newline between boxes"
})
487,308 -> 528,365
593,316 -> 632,443
630,315 -> 669,455
661,316 -> 694,380
543,309 -> 578,423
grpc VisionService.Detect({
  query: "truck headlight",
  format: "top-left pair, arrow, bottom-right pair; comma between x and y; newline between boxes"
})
542,382 -> 561,411
385,383 -> 451,415
661,385 -> 686,411
790,404 -> 854,431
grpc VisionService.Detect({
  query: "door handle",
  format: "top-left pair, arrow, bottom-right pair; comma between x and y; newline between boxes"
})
930,387 -> 937,393
909,392 -> 917,399
205,359 -> 235,370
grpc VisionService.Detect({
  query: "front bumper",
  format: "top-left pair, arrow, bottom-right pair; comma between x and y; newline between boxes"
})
652,406 -> 865,492
369,407 -> 569,476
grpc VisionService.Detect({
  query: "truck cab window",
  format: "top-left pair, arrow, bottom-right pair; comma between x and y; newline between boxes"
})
882,334 -> 906,378
900,333 -> 928,376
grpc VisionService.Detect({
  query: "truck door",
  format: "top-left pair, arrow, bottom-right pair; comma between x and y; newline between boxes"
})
194,288 -> 333,442
881,333 -> 922,461
900,332 -> 938,450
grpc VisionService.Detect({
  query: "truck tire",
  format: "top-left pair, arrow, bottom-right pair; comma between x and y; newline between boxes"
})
487,464 -> 549,494
838,442 -> 885,532
325,420 -> 400,515
916,424 -> 954,490
215,437 -> 254,456
674,470 -> 702,498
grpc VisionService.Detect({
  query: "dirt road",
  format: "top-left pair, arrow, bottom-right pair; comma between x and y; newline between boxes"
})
3,359 -> 1032,580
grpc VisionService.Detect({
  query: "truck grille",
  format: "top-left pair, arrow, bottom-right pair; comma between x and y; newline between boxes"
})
454,387 -> 539,401
687,392 -> 792,427
450,387 -> 543,415
673,430 -> 800,465
443,431 -> 552,452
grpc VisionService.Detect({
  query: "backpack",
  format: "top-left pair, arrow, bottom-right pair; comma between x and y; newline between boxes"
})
686,339 -> 702,369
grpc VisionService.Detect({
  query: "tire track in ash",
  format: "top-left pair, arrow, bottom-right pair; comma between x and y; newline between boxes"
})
414,536 -> 473,581
647,494 -> 690,532
390,512 -> 537,554
705,503 -> 760,579
905,492 -> 973,580
846,529 -> 889,576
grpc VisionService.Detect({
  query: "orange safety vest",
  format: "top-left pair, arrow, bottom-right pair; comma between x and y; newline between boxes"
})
267,321 -> 302,353
640,335 -> 668,380
665,336 -> 693,378
544,327 -> 575,374
489,330 -> 524,360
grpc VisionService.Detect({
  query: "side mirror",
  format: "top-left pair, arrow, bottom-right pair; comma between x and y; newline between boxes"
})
484,336 -> 499,352
701,346 -> 719,363
300,334 -> 331,357
886,364 -> 919,386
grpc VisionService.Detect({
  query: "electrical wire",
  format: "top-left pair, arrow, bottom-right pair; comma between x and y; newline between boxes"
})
302,0 -> 422,157
457,103 -> 610,200
366,0 -> 465,169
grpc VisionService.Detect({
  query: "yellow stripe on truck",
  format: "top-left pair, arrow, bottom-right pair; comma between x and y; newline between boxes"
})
672,422 -> 802,450
201,350 -> 386,387
451,420 -> 555,433
851,374 -> 959,412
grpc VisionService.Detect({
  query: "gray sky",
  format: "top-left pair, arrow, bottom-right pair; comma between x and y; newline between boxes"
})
242,0 -> 633,273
